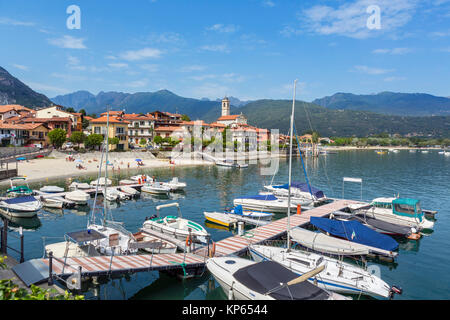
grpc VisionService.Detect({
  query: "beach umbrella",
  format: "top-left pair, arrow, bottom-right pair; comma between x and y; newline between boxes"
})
16,157 -> 26,161
35,155 -> 44,158
75,159 -> 83,163
135,159 -> 142,162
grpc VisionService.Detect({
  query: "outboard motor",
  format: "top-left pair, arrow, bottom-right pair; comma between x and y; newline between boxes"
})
389,286 -> 403,299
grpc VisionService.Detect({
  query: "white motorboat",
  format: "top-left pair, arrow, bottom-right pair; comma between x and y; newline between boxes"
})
40,197 -> 64,209
65,190 -> 90,205
421,150 -> 429,153
90,177 -> 112,187
142,202 -> 209,244
226,205 -> 273,221
0,196 -> 42,218
263,181 -> 326,202
141,182 -> 170,195
348,197 -> 434,231
119,179 -> 136,186
103,188 -> 120,201
258,191 -> 313,207
289,227 -> 400,258
444,151 -> 450,157
69,181 -> 91,190
86,223 -> 138,256
6,177 -> 33,197
119,186 -> 140,197
161,177 -> 186,191
249,245 -> 400,299
39,185 -> 64,193
233,194 -> 298,213
215,160 -> 236,168
130,175 -> 152,183
206,256 -> 348,300
133,231 -> 177,254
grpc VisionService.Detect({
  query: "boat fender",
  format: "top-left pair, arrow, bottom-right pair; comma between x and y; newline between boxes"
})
297,204 -> 302,215
210,242 -> 216,258
389,286 -> 403,299
186,235 -> 192,247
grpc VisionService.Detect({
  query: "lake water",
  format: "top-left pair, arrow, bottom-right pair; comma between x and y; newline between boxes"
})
2,150 -> 449,300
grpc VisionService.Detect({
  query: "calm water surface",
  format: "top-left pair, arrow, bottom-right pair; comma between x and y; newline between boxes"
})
2,150 -> 449,300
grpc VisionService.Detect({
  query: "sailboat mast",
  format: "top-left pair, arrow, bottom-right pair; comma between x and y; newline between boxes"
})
287,79 -> 297,251
103,109 -> 110,226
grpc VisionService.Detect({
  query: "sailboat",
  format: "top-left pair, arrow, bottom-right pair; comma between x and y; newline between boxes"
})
247,80 -> 401,299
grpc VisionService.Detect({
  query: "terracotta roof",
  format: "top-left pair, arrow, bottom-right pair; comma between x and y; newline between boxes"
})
90,116 -> 130,124
209,122 -> 226,128
84,116 -> 94,121
123,113 -> 154,121
154,126 -> 184,132
20,117 -> 72,123
217,115 -> 241,121
0,121 -> 47,130
100,111 -> 124,116
0,104 -> 34,113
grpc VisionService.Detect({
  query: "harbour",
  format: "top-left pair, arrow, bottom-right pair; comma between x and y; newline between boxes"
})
0,150 -> 448,300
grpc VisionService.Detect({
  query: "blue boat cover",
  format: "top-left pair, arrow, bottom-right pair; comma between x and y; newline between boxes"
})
234,205 -> 243,215
310,217 -> 398,251
235,195 -> 278,201
3,196 -> 37,204
273,182 -> 324,199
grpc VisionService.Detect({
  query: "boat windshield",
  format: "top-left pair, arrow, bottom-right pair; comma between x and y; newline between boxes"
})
393,203 -> 416,216
372,202 -> 392,209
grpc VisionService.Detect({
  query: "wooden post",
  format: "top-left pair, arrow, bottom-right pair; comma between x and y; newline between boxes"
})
2,219 -> 8,255
48,251 -> 54,286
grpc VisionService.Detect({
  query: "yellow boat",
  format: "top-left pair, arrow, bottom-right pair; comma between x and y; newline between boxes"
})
204,211 -> 238,228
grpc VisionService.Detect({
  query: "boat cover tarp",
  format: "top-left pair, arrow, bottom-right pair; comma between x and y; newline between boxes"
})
392,198 -> 419,206
273,182 -> 324,199
234,205 -> 243,215
233,260 -> 329,300
353,215 -> 412,236
3,196 -> 37,204
235,195 -> 278,201
310,217 -> 398,251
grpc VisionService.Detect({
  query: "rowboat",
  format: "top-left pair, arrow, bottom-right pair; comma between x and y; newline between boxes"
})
132,231 -> 177,254
69,181 -> 91,190
160,177 -> 186,191
40,197 -> 64,209
90,177 -> 112,187
119,186 -> 140,197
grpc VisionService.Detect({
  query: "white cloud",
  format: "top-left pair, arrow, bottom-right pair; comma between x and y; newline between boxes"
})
206,24 -> 239,33
384,76 -> 406,82
292,0 -> 419,39
180,65 -> 207,72
126,79 -> 149,88
200,44 -> 230,53
120,48 -> 163,61
353,65 -> 394,74
12,64 -> 28,71
262,1 -> 275,7
0,17 -> 34,26
372,47 -> 412,54
429,30 -> 450,37
108,63 -> 129,68
48,35 -> 87,49
140,64 -> 159,72
26,82 -> 70,95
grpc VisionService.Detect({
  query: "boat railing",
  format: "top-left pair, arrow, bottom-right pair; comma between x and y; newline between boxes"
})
1,218 -> 25,263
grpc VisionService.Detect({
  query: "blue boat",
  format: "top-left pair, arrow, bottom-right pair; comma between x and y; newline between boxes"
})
310,217 -> 399,252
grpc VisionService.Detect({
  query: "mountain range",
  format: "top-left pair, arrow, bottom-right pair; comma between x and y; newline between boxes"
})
0,65 -> 449,137
0,66 -> 52,108
313,92 -> 450,116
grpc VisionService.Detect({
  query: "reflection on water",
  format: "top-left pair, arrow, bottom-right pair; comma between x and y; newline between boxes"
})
0,214 -> 42,231
1,151 -> 448,300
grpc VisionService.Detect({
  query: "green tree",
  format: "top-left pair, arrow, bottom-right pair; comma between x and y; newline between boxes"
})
181,114 -> 191,121
48,128 -> 67,148
139,138 -> 147,146
78,109 -> 87,116
65,107 -> 76,113
85,134 -> 104,149
153,135 -> 163,145
108,137 -> 120,147
68,131 -> 86,148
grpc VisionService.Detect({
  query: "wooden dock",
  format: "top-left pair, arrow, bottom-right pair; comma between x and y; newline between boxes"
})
11,199 -> 357,287
195,199 -> 358,257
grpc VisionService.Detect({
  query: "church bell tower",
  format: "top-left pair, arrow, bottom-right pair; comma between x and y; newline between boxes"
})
221,97 -> 230,116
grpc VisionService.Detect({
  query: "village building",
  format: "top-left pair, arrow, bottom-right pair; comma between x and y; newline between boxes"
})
35,105 -> 82,131
90,115 -> 129,151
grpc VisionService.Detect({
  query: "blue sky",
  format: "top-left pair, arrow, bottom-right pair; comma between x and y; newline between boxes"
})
1,0 -> 449,102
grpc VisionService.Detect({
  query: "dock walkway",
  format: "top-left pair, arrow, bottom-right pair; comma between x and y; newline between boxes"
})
11,199 -> 357,287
